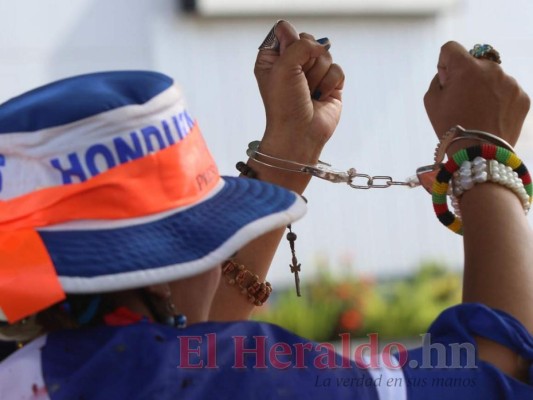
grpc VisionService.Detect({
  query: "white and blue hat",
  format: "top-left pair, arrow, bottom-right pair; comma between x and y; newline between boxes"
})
0,71 -> 306,323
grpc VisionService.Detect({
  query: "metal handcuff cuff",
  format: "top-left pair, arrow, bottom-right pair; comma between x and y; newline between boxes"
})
246,126 -> 515,193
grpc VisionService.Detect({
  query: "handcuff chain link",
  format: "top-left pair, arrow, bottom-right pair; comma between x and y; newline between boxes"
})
247,141 -> 420,189
347,170 -> 417,189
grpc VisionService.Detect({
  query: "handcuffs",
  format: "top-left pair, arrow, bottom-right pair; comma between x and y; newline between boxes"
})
246,126 -> 515,193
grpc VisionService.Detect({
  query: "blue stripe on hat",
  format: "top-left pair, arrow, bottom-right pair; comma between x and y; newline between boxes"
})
0,71 -> 173,133
38,177 -> 296,278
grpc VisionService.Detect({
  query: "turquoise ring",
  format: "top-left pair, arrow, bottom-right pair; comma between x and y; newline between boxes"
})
469,44 -> 501,64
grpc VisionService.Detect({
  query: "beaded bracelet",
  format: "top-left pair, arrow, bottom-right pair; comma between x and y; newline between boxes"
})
432,144 -> 533,235
236,161 -> 258,179
222,259 -> 272,306
450,157 -> 531,219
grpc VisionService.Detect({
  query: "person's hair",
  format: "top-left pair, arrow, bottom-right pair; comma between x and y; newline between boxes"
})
0,295 -> 112,343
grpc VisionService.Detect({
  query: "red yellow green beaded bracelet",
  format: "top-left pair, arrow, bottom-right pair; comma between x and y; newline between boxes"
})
432,144 -> 533,235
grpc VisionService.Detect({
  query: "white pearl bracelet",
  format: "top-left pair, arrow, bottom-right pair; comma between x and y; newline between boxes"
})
450,157 -> 531,219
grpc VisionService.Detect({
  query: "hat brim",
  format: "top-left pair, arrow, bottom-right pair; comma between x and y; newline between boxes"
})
37,176 -> 306,293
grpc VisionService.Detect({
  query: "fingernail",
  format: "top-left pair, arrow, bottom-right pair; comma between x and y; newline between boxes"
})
258,20 -> 285,51
316,37 -> 331,51
312,90 -> 322,100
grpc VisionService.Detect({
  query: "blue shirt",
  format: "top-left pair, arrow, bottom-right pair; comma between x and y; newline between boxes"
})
1,303 -> 532,399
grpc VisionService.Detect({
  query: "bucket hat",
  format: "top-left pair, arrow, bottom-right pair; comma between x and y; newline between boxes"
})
0,71 -> 306,323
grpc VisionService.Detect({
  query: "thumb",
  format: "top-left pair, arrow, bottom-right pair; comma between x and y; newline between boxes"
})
257,20 -> 300,54
274,20 -> 300,54
254,21 -> 299,84
436,41 -> 471,86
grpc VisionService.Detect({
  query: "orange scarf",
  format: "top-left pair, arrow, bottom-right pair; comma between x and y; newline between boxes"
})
0,124 -> 219,323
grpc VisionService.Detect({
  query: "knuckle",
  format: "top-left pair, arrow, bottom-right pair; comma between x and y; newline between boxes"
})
320,51 -> 333,62
503,74 -> 522,96
441,40 -> 458,51
295,38 -> 315,51
521,90 -> 531,111
505,73 -> 518,87
332,63 -> 345,81
299,32 -> 316,41
440,40 -> 465,58
423,91 -> 430,107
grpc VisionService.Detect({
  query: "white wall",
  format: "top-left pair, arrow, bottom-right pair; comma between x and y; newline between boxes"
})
1,0 -> 532,285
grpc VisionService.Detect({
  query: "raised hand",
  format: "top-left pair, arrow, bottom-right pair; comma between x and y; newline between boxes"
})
210,22 -> 344,320
254,20 -> 344,166
425,42 -> 533,380
424,41 -> 529,149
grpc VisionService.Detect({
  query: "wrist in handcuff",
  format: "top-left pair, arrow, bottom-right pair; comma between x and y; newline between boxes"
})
416,125 -> 517,194
244,125 -> 531,240
431,144 -> 532,235
257,137 -> 323,166
243,126 -> 517,192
